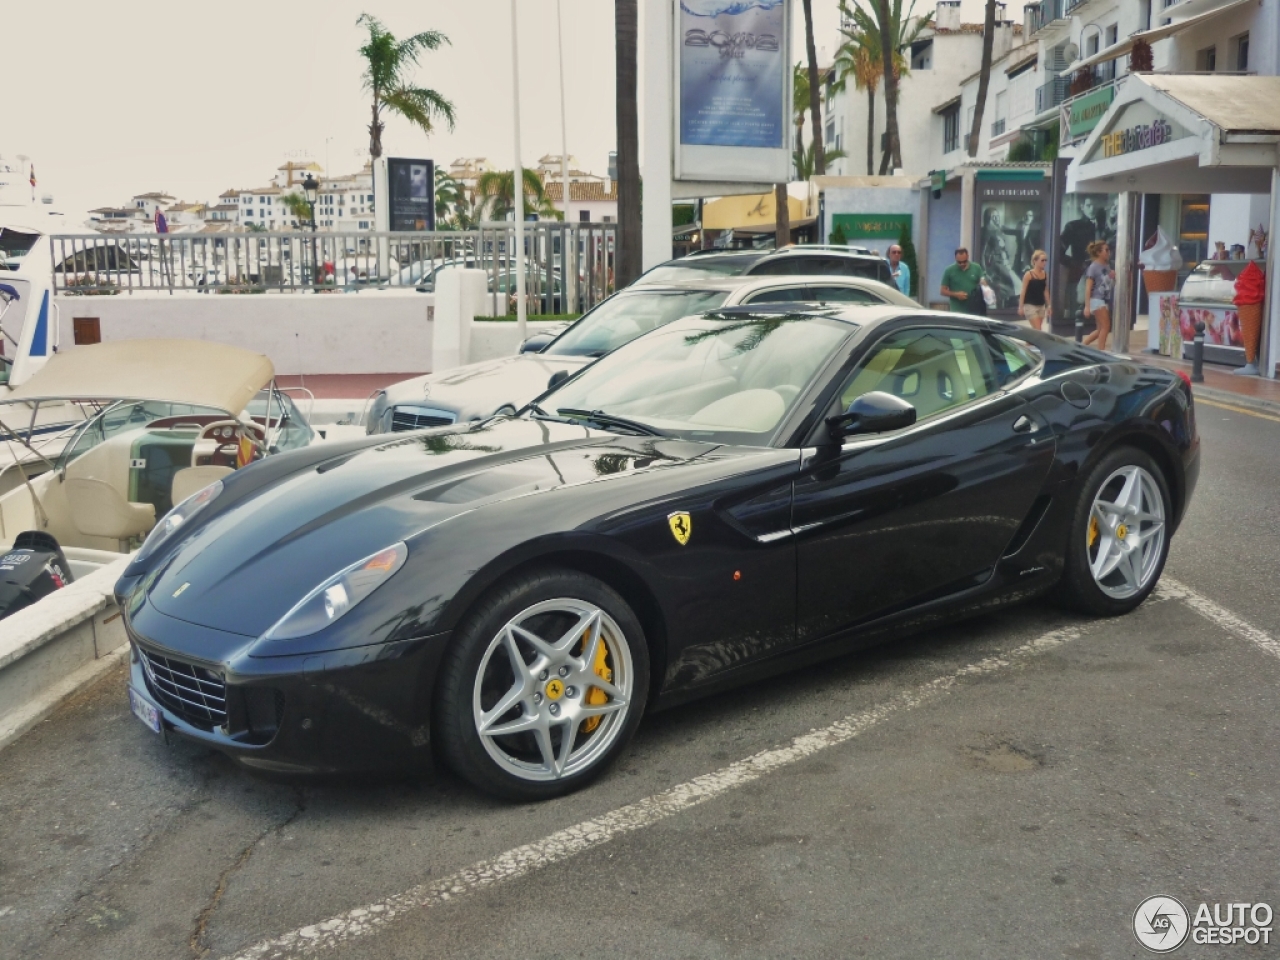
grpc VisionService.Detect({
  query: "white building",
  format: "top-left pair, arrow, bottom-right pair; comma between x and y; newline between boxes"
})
316,163 -> 374,232
825,2 -> 1013,177
542,179 -> 618,223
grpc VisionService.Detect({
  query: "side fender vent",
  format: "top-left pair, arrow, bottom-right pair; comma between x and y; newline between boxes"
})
1002,494 -> 1052,558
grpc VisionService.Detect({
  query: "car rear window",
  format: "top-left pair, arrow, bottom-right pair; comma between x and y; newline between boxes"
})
749,255 -> 888,282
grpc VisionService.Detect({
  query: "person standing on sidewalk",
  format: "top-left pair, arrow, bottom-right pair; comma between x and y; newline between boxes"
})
1082,240 -> 1115,350
940,248 -> 987,314
1018,249 -> 1051,331
887,244 -> 911,297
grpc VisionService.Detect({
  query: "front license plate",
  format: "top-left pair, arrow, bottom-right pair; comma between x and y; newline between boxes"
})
128,686 -> 163,735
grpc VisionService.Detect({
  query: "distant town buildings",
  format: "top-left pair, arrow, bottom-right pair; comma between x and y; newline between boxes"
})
84,154 -> 617,235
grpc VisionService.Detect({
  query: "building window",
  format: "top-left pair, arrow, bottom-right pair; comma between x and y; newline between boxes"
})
579,210 -> 590,222
943,105 -> 960,153
1235,33 -> 1249,71
359,221 -> 369,229
1197,45 -> 1217,71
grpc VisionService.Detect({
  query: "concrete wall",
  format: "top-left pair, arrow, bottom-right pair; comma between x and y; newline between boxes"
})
52,292 -> 564,376
926,181 -> 964,308
823,181 -> 922,257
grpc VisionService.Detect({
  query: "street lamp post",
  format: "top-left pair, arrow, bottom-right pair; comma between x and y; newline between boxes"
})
302,173 -> 320,288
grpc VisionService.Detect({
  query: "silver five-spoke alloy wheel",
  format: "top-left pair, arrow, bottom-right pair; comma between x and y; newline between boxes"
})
1086,464 -> 1166,599
472,598 -> 634,782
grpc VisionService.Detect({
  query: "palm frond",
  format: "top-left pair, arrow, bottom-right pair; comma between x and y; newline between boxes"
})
382,86 -> 456,135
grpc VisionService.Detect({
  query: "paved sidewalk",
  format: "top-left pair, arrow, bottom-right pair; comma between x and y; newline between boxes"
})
1131,351 -> 1280,415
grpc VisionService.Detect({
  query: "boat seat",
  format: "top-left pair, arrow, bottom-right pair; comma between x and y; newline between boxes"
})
64,478 -> 156,541
172,465 -> 233,505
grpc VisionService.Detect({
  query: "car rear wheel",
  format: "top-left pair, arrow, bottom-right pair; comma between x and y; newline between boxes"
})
1057,447 -> 1170,616
434,569 -> 649,801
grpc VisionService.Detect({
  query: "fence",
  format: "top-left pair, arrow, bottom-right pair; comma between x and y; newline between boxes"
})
48,222 -> 619,315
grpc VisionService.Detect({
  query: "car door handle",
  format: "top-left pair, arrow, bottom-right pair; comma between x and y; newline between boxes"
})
1012,415 -> 1039,434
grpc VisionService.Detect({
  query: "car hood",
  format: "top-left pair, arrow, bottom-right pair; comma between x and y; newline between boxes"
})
147,416 -> 716,637
382,353 -> 591,419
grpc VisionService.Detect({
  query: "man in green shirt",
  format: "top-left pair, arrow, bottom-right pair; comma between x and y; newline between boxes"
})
940,247 -> 987,313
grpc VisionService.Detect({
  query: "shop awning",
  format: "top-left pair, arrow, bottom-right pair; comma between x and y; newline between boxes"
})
1060,0 -> 1252,75
1068,74 -> 1280,197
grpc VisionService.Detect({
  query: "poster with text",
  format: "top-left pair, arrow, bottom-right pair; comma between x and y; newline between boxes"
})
974,178 -> 1048,315
388,157 -> 434,232
679,0 -> 785,149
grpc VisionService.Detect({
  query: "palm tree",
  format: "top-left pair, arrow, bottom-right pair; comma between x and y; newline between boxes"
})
475,169 -> 559,222
615,0 -> 641,287
839,0 -> 930,173
279,192 -> 313,230
793,63 -> 811,172
966,0 -> 998,157
800,0 -> 826,176
356,13 -> 456,165
433,171 -> 464,223
794,143 -> 848,180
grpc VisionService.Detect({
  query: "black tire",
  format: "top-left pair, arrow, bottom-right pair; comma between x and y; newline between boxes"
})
434,568 -> 649,801
1056,446 -> 1172,616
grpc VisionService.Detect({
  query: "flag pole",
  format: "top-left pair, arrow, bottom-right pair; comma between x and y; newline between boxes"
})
510,0 -> 527,342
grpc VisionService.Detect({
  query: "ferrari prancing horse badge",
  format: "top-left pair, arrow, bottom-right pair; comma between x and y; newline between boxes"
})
668,511 -> 692,546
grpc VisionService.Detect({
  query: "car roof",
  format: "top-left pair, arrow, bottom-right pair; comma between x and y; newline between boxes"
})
757,246 -> 884,262
610,274 -> 917,305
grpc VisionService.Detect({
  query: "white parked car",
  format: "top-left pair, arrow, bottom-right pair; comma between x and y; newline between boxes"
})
365,274 -> 917,433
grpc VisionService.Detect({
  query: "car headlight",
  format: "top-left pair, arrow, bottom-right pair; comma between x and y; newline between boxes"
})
135,480 -> 224,563
262,542 -> 408,640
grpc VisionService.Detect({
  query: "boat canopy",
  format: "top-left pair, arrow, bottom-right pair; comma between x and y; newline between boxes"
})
6,339 -> 275,413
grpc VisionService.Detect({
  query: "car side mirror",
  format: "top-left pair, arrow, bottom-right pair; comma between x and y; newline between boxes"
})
520,333 -> 555,354
825,391 -> 916,440
547,369 -> 570,390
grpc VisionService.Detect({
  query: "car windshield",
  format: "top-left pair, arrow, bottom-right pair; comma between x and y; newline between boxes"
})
544,289 -> 731,357
541,312 -> 853,444
638,254 -> 763,284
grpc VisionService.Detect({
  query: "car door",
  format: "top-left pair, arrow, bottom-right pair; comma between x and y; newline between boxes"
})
792,322 -> 1055,645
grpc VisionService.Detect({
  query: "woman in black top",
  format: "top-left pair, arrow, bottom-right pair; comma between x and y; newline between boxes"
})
1018,249 -> 1050,331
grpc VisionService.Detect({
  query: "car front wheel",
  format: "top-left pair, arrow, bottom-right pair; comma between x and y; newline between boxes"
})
434,570 -> 649,801
1057,447 -> 1171,616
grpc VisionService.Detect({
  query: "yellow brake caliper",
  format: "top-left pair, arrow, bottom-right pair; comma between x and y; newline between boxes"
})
1089,516 -> 1099,548
581,631 -> 612,735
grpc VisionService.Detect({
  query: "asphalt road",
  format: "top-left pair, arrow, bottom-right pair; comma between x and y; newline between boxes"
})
2,402 -> 1278,960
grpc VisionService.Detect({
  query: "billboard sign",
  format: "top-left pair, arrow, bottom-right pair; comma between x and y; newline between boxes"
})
674,0 -> 791,183
387,157 -> 434,231
973,173 -> 1049,317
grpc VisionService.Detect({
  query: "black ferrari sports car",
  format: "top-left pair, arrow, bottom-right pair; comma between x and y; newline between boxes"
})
116,305 -> 1199,800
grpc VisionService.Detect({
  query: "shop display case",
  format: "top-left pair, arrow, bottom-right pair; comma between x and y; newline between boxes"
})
1176,259 -> 1267,367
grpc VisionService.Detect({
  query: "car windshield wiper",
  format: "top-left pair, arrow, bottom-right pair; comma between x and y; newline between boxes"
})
555,408 -> 665,437
527,402 -> 570,423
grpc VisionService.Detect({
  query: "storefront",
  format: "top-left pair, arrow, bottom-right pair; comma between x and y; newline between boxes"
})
1069,74 -> 1280,377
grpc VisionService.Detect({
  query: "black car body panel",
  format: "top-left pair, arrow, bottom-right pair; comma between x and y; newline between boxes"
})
116,309 -> 1199,773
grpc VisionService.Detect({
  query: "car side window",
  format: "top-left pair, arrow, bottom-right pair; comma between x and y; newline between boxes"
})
742,286 -> 812,304
988,333 -> 1044,387
809,285 -> 882,304
838,327 -> 1001,421
746,258 -> 802,276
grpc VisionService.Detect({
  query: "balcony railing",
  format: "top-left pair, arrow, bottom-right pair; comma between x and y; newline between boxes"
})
47,222 -> 618,314
1036,76 -> 1070,114
1027,0 -> 1067,34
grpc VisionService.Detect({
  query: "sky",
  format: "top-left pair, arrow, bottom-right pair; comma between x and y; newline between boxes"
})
5,0 -> 1022,225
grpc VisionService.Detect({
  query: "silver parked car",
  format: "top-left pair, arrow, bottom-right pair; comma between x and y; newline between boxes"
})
364,274 -> 917,434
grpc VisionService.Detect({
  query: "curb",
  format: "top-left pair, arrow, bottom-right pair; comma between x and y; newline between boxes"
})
0,555 -> 132,753
1192,385 -> 1280,417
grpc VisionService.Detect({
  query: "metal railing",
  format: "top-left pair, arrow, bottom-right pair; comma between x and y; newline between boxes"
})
1026,0 -> 1067,34
48,222 -> 619,315
1036,76 -> 1070,114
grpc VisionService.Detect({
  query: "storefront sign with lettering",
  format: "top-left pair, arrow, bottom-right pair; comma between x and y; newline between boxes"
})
1101,118 -> 1176,158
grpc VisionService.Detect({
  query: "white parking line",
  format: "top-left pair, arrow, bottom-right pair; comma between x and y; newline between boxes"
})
1159,578 -> 1280,661
222,623 -> 1087,960
222,584 -> 1280,960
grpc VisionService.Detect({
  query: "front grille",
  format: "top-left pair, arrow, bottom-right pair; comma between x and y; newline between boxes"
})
140,648 -> 226,729
391,406 -> 457,432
